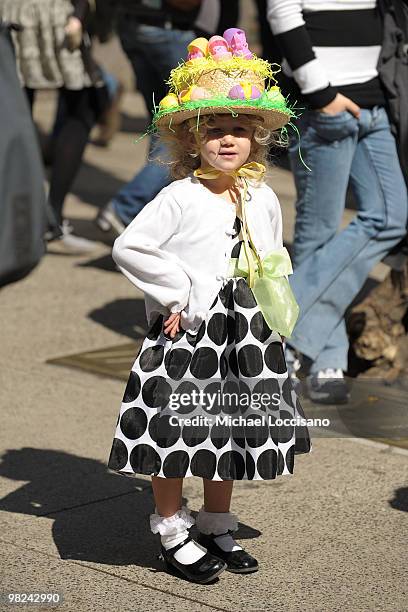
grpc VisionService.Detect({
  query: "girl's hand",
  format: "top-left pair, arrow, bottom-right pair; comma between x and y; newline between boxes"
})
164,312 -> 182,339
65,16 -> 83,51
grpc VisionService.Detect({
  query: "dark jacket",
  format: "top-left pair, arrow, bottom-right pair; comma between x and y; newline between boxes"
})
116,0 -> 201,29
0,22 -> 46,287
377,0 -> 408,267
194,0 -> 240,38
378,0 -> 408,185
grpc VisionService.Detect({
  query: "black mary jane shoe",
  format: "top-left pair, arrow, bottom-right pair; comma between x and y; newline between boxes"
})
197,531 -> 259,574
158,535 -> 227,584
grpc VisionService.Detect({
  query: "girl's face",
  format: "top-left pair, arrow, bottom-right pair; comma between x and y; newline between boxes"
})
198,115 -> 254,173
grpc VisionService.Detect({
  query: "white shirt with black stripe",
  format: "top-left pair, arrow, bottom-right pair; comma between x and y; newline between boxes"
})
267,0 -> 384,109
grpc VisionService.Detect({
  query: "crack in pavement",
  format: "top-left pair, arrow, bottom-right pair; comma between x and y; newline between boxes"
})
38,488 -> 150,517
0,538 -> 233,612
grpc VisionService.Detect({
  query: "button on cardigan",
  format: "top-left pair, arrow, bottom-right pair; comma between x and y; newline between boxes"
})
112,175 -> 284,334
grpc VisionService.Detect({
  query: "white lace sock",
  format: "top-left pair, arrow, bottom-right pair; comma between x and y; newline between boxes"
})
213,532 -> 242,552
196,507 -> 242,552
150,506 -> 206,565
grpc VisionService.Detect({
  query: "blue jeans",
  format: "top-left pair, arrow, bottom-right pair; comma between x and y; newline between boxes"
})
288,107 -> 408,373
112,22 -> 195,225
102,69 -> 119,100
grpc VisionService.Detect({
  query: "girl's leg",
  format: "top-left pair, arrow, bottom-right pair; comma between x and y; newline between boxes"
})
151,475 -> 183,516
203,479 -> 234,512
197,479 -> 258,572
198,479 -> 241,551
150,476 -> 206,564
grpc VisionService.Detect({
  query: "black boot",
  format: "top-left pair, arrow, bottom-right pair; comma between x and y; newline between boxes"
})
197,531 -> 259,574
159,535 -> 227,584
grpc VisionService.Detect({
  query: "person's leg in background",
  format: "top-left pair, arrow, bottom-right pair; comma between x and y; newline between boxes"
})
46,87 -> 99,252
289,111 -> 358,268
24,87 -> 35,110
93,67 -> 124,147
45,65 -> 123,165
288,108 -> 408,402
285,110 -> 358,398
95,23 -> 195,234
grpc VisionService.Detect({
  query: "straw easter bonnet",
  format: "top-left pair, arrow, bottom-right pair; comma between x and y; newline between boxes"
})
152,28 -> 293,133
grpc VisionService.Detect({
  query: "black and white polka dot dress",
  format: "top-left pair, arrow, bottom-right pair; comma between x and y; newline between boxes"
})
108,216 -> 311,481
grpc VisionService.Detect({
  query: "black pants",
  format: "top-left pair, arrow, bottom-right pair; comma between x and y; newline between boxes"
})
26,87 -> 98,229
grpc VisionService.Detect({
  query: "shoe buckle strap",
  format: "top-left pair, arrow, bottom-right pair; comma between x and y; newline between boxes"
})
163,534 -> 193,555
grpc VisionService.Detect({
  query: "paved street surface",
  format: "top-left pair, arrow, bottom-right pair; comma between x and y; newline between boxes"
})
1,43 -> 407,611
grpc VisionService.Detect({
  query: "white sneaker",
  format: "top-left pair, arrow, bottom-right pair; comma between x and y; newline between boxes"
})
316,368 -> 344,379
46,221 -> 97,255
306,368 -> 349,404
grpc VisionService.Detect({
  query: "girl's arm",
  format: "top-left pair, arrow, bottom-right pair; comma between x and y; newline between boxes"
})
112,192 -> 191,314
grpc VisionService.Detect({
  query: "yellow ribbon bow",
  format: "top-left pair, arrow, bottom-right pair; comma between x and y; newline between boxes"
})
194,161 -> 299,337
194,161 -> 266,182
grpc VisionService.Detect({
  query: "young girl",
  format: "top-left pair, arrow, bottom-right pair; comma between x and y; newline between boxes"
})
108,32 -> 311,584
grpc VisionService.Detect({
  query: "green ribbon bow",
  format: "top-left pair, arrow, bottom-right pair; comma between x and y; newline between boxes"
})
228,246 -> 300,338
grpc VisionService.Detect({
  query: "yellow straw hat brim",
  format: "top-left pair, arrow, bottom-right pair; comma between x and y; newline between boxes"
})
155,105 -> 291,132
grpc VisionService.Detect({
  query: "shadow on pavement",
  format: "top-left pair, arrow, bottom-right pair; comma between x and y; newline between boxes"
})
88,298 -> 147,340
389,487 -> 408,513
68,217 -> 116,246
77,253 -> 118,272
72,159 -> 128,210
118,111 -> 149,135
47,300 -> 147,381
0,448 -> 159,568
0,448 -> 261,569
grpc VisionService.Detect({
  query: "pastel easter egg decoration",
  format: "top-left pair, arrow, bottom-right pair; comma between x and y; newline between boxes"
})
265,86 -> 286,104
179,88 -> 191,103
228,82 -> 262,100
250,85 -> 262,99
241,82 -> 262,99
228,84 -> 246,100
208,36 -> 232,61
223,28 -> 253,59
189,86 -> 211,101
187,37 -> 209,61
179,86 -> 207,103
159,93 -> 179,110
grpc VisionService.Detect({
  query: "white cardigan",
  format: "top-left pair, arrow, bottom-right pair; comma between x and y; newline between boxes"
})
112,175 -> 284,334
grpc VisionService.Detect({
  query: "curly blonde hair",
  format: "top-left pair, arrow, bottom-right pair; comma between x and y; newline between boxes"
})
155,114 -> 282,180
